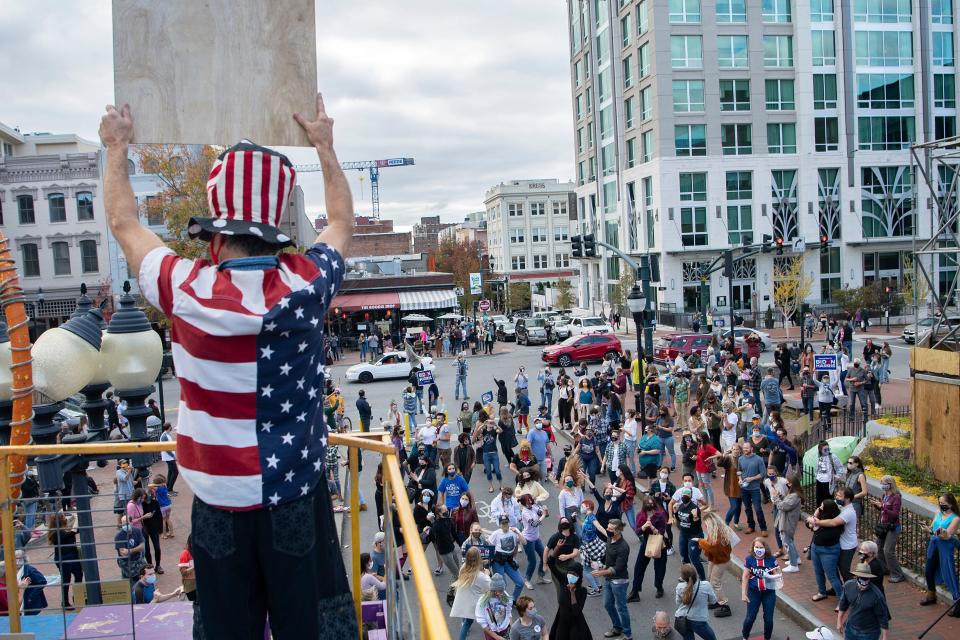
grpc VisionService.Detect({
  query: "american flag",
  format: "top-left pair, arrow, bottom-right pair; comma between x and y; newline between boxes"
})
140,243 -> 344,510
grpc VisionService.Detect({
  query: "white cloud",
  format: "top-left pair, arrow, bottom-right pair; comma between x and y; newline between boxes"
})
1,1 -> 574,230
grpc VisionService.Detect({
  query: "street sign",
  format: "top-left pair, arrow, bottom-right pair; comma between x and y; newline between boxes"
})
478,299 -> 491,312
481,391 -> 494,405
792,238 -> 806,253
455,287 -> 465,297
814,354 -> 838,372
415,370 -> 435,386
714,319 -> 726,328
469,273 -> 482,295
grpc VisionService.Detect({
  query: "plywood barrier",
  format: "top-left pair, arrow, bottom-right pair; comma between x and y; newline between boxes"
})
911,348 -> 960,484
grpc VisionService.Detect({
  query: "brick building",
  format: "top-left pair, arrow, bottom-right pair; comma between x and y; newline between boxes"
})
314,215 -> 411,257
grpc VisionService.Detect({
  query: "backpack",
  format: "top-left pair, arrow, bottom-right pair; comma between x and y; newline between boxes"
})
545,376 -> 555,390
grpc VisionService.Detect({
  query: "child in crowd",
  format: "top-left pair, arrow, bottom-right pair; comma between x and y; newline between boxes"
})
149,475 -> 174,539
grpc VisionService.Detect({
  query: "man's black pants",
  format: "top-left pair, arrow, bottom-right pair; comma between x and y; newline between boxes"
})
191,488 -> 357,639
166,461 -> 179,493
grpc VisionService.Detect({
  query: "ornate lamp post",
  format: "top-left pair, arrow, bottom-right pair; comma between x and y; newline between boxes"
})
73,284 -> 111,441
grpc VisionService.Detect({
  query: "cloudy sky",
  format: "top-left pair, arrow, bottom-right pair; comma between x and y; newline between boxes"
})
1,1 -> 574,230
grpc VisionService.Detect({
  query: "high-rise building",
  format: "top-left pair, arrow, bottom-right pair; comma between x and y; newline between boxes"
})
568,0 -> 958,316
412,215 -> 456,255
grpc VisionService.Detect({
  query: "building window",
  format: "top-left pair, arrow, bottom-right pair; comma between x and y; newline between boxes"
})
576,94 -> 585,121
20,244 -> 39,278
509,203 -> 523,217
52,241 -> 71,275
936,116 -> 957,140
510,228 -> 525,244
642,130 -> 654,162
626,138 -> 636,168
811,0 -> 834,22
511,256 -> 526,270
557,254 -> 571,268
145,195 -> 164,226
79,239 -> 99,273
637,0 -> 649,34
853,0 -> 911,23
765,79 -> 795,110
856,73 -> 915,109
642,176 -> 655,248
680,207 -> 708,246
76,191 -> 95,221
596,34 -> 609,67
531,227 -> 547,242
935,74 -> 957,108
721,124 -> 752,155
640,86 -> 653,121
812,31 -> 836,66
818,168 -> 842,240
669,0 -> 701,23
820,247 -> 841,302
815,117 -> 840,151
934,32 -> 955,66
855,31 -> 913,66
601,143 -> 616,176
858,116 -> 915,150
762,0 -> 791,22
598,67 -> 612,103
639,44 -> 651,77
672,80 -> 705,112
675,124 -> 707,156
621,13 -> 633,47
726,171 -> 753,245
48,193 -> 66,222
17,195 -> 35,224
671,36 -> 703,69
530,202 -> 545,216
720,79 -> 750,111
680,172 -> 707,202
624,95 -> 637,129
716,0 -> 746,23
862,166 -> 914,237
533,255 -> 548,269
600,107 -> 613,139
553,201 -> 568,216
763,35 -> 794,67
767,123 -> 797,153
717,35 -> 749,68
577,128 -> 586,154
554,226 -> 569,241
771,169 -> 799,241
622,56 -> 634,89
933,0 -> 954,24
813,74 -> 838,109
603,181 -> 618,215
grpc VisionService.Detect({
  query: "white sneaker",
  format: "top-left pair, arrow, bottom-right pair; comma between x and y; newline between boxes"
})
524,580 -> 534,590
539,576 -> 552,584
782,564 -> 800,573
667,548 -> 675,556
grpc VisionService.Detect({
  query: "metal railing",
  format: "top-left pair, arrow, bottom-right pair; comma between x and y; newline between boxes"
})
0,437 -> 449,640
796,405 -> 910,453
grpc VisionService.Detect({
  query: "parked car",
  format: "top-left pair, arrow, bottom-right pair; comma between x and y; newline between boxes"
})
567,316 -> 614,336
654,333 -> 741,364
491,315 -> 516,341
719,327 -> 772,352
542,334 -> 624,367
903,316 -> 960,345
549,318 -> 572,341
345,351 -> 435,383
515,317 -> 550,345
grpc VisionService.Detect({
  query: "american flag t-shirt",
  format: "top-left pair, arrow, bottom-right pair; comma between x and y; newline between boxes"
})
139,243 -> 345,510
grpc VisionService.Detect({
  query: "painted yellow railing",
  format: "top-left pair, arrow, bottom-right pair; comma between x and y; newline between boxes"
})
0,437 -> 449,639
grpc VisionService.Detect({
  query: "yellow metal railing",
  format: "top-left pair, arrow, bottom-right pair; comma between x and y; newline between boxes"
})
0,436 -> 449,639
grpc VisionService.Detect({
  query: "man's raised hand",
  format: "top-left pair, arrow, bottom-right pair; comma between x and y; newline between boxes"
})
99,104 -> 134,148
294,93 -> 335,149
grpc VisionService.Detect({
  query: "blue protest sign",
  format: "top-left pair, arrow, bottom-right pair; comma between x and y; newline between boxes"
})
814,354 -> 837,372
416,370 -> 435,386
481,391 -> 494,405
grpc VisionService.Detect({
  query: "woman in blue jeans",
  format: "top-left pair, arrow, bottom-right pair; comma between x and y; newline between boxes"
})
518,494 -> 550,586
675,563 -> 718,640
808,499 -> 845,603
740,538 -> 781,640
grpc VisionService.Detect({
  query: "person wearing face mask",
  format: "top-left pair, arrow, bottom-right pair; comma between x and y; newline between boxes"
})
490,487 -> 521,529
740,538 -> 781,640
133,565 -> 182,604
508,595 -> 547,640
359,551 -> 386,600
735,442 -> 768,536
439,464 -> 471,511
846,358 -> 870,419
574,428 -> 600,484
762,465 -> 789,558
577,500 -> 606,597
545,519 -> 582,601
114,515 -> 147,584
680,430 -> 699,482
593,519 -> 633,640
518,494 -> 551,588
510,442 -> 540,479
488,515 -> 525,601
869,475 -> 905,583
601,430 -> 627,484
547,561 -> 591,640
516,469 -> 550,506
649,467 -> 677,553
587,479 -> 623,533
843,456 -> 868,518
837,563 -> 890,640
527,419 -> 551,480
672,488 -> 706,579
476,573 -> 514,639
452,493 -> 480,545
855,541 -> 885,594
454,433 -> 477,483
558,475 -> 585,525
638,425 -> 663,481
813,440 -> 844,508
451,547 -> 491,640
693,433 -> 718,509
812,487 -> 859,584
655,407 -> 677,472
627,497 -> 668,602
920,492 -> 960,612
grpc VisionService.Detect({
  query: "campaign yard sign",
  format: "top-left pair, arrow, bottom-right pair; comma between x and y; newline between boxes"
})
814,354 -> 838,372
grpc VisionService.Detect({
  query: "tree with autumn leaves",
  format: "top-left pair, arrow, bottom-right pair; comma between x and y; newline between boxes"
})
773,255 -> 814,337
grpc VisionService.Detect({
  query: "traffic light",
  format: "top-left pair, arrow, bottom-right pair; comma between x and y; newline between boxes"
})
819,233 -> 830,255
722,250 -> 734,278
760,234 -> 773,253
583,233 -> 597,258
775,237 -> 784,255
571,234 -> 583,258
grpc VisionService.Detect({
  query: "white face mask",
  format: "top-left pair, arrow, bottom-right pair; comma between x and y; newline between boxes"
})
683,481 -> 693,489
659,472 -> 668,480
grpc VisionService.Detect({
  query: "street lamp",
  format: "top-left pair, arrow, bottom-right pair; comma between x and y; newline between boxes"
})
626,284 -> 647,428
73,284 -> 111,440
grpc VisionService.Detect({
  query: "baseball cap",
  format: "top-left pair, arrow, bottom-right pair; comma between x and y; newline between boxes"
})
805,627 -> 837,640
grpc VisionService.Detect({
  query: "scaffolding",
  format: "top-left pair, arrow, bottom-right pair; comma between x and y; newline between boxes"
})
910,135 -> 960,349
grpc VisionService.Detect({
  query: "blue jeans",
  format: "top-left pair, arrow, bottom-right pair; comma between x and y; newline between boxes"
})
678,531 -> 705,579
741,487 -> 767,531
802,395 -> 815,419
422,444 -> 435,464
483,451 -> 502,484
681,618 -> 717,640
742,588 -> 776,640
843,627 -> 881,640
22,500 -> 38,531
523,539 -> 545,580
724,496 -> 742,526
455,376 -> 468,399
812,542 -> 844,597
658,435 -> 676,469
405,411 -> 417,434
415,388 -> 425,413
583,457 -> 600,483
583,568 -> 600,591
457,618 -> 473,640
781,530 -> 799,567
879,359 -> 890,383
544,391 -> 553,411
603,580 -> 632,638
343,472 -> 365,506
491,560 -> 525,600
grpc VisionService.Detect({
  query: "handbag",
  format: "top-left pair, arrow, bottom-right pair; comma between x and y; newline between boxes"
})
874,521 -> 894,537
645,532 -> 665,558
764,570 -> 784,591
674,580 -> 701,634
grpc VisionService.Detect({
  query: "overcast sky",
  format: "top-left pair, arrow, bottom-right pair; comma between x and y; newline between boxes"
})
1,1 -> 574,230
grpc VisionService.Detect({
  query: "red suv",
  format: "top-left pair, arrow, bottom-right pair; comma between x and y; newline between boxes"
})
654,333 -> 742,364
542,334 -> 623,367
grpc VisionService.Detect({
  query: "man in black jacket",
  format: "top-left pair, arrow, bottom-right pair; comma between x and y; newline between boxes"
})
594,518 -> 633,639
356,390 -> 372,433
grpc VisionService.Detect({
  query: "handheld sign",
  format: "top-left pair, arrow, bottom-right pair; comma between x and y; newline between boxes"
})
481,391 -> 494,405
415,370 -> 435,387
814,354 -> 838,372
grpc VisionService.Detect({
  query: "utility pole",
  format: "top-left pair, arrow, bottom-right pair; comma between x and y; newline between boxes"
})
639,255 -> 654,358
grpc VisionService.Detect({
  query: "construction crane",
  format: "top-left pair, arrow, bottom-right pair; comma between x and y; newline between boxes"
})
293,157 -> 414,218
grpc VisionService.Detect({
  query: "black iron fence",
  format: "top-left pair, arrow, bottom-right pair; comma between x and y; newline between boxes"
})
796,405 -> 910,454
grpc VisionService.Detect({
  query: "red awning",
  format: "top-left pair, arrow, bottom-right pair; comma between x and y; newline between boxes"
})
332,291 -> 400,312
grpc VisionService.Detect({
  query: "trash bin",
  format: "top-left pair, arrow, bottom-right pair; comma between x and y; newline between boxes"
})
146,415 -> 163,465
